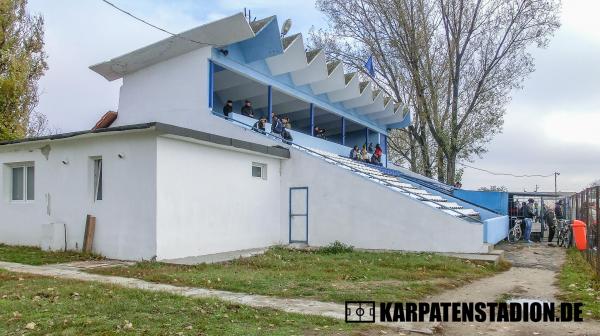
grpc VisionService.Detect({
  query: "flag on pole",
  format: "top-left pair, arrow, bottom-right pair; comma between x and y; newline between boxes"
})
364,55 -> 375,77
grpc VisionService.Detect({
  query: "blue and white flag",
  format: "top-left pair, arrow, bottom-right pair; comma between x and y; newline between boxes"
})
364,55 -> 375,77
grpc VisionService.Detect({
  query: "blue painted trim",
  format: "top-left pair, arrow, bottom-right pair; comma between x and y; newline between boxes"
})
238,17 -> 283,63
383,134 -> 388,167
341,117 -> 346,145
289,187 -> 309,244
386,110 -> 412,129
267,85 -> 273,123
208,60 -> 214,108
452,190 -> 509,215
210,54 -> 388,134
309,103 -> 315,136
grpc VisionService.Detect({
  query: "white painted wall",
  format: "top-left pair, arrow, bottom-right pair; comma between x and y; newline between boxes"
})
114,47 -> 278,148
0,132 -> 157,260
155,136 -> 282,260
280,148 -> 487,253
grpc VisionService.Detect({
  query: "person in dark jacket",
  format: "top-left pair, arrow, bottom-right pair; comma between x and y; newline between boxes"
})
241,100 -> 254,117
368,143 -> 374,154
271,113 -> 283,134
253,116 -> 267,134
223,100 -> 233,118
523,198 -> 536,243
280,116 -> 293,143
544,206 -> 557,243
555,200 -> 564,220
314,126 -> 326,138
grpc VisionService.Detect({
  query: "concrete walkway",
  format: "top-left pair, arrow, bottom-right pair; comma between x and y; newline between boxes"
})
431,243 -> 600,336
0,260 -> 436,335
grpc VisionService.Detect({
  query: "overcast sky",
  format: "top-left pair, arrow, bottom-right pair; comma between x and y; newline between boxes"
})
27,0 -> 599,193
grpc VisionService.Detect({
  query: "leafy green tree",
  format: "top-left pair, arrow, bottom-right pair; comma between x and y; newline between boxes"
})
0,0 -> 47,141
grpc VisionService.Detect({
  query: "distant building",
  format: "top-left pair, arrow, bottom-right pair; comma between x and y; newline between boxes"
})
0,13 -> 506,261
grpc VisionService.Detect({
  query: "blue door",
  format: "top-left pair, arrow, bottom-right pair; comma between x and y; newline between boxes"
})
289,187 -> 308,243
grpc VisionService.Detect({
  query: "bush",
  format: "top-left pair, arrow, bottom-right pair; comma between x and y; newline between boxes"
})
318,241 -> 354,254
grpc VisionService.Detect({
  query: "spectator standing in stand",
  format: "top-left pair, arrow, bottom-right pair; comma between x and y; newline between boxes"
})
241,100 -> 254,117
223,100 -> 233,118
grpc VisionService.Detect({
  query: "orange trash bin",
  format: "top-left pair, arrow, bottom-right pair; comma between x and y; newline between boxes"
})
571,220 -> 587,251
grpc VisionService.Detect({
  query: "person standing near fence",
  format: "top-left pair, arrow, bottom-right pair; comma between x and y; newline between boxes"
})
544,205 -> 557,243
555,200 -> 564,220
524,198 -> 536,243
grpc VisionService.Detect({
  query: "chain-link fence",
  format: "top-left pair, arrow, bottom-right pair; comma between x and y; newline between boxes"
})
567,186 -> 599,276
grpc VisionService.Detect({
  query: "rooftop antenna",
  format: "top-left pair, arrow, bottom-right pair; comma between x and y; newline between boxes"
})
244,8 -> 252,24
281,18 -> 292,37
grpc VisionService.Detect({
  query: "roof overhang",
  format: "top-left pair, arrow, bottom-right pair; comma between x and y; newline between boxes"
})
90,13 -> 255,81
0,123 -> 290,159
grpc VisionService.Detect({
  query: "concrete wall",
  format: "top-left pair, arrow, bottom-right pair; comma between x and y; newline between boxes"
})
0,132 -> 158,260
115,47 -> 278,149
280,148 -> 487,253
155,136 -> 282,260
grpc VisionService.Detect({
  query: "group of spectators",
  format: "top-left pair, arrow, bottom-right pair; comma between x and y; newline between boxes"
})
512,198 -> 565,243
222,99 -> 335,145
223,100 -> 386,163
223,99 -> 293,142
223,99 -> 255,118
349,143 -> 383,166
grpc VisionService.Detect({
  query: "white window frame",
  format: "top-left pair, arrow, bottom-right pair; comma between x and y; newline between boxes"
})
9,163 -> 35,202
92,157 -> 103,201
251,162 -> 267,180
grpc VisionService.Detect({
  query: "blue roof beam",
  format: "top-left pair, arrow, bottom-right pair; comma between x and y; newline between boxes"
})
237,16 -> 284,63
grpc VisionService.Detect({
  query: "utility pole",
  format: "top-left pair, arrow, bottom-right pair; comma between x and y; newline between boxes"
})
554,172 -> 560,196
535,184 -> 539,192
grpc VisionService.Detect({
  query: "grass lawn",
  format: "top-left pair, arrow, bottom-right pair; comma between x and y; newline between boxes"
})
0,270 -> 383,335
0,244 -> 102,265
91,245 -> 509,303
557,248 -> 600,320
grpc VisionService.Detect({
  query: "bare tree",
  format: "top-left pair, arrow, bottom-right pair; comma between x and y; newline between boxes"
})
27,110 -> 60,137
312,0 -> 560,184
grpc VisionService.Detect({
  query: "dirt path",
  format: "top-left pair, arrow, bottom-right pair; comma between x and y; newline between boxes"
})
429,243 -> 600,336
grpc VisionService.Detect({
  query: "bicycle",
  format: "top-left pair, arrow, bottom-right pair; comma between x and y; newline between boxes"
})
556,219 -> 571,247
508,217 -> 523,243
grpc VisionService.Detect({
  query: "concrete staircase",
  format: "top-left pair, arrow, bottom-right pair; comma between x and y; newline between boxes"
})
299,147 -> 482,222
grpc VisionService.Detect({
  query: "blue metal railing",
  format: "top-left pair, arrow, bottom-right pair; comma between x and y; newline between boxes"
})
212,111 -> 481,223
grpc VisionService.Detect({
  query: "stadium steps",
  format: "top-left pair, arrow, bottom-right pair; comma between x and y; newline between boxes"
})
296,147 -> 481,222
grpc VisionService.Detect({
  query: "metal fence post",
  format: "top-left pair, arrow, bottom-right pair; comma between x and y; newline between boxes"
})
595,186 -> 599,274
